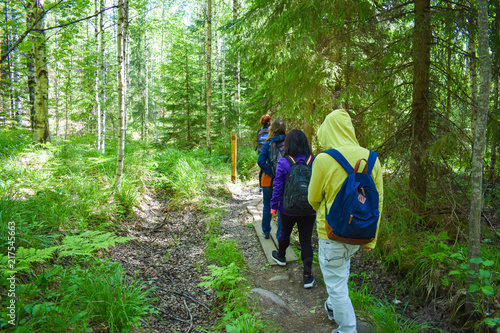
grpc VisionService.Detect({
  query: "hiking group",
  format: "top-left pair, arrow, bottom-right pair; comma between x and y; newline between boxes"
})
256,109 -> 384,333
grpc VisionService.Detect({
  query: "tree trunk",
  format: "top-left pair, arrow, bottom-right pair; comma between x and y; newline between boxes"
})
144,28 -> 149,141
206,0 -> 212,153
25,2 -> 36,132
490,55 -> 498,182
114,0 -> 128,190
32,0 -> 50,144
468,0 -> 491,275
99,0 -> 106,153
221,38 -> 226,132
409,0 -> 431,211
186,44 -> 191,144
123,0 -> 130,133
233,0 -> 240,136
95,0 -> 102,151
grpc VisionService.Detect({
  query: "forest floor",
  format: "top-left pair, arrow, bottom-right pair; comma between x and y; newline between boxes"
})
109,177 -> 467,333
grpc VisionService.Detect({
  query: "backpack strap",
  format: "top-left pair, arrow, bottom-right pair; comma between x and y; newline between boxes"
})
285,155 -> 296,165
366,151 -> 378,175
324,149 -> 378,175
305,155 -> 312,166
323,149 -> 354,174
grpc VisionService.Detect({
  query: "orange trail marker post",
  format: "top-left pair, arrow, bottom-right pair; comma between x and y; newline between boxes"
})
231,133 -> 237,183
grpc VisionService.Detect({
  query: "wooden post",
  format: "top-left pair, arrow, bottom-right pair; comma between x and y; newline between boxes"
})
231,133 -> 237,183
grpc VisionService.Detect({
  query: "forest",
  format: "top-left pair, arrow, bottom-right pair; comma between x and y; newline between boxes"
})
0,0 -> 499,332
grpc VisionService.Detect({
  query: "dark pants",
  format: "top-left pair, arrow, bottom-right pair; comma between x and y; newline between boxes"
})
278,212 -> 315,275
262,186 -> 281,238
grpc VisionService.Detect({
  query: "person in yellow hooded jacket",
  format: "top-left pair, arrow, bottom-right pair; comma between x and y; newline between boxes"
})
308,109 -> 384,333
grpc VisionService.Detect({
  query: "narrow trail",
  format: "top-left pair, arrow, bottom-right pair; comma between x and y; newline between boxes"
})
109,180 -> 455,332
226,181 -> 374,333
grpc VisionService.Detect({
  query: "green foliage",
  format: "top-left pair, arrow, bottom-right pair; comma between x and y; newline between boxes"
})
205,237 -> 245,268
61,261 -> 155,332
0,259 -> 154,332
349,275 -> 438,332
199,202 -> 268,332
402,233 -> 456,299
235,147 -> 259,182
0,230 -> 132,273
155,149 -> 208,200
368,300 -> 437,333
199,264 -> 246,300
447,252 -> 499,324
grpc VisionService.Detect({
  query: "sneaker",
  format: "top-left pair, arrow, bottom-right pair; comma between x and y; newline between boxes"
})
303,274 -> 315,288
324,301 -> 334,320
271,250 -> 286,266
263,233 -> 270,239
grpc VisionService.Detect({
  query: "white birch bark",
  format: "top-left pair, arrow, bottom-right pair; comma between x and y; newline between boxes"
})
144,28 -> 149,141
100,0 -> 106,153
206,0 -> 212,153
114,0 -> 127,190
32,0 -> 50,144
95,0 -> 101,151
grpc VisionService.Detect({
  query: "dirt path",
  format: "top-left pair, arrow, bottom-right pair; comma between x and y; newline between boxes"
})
109,180 -> 457,333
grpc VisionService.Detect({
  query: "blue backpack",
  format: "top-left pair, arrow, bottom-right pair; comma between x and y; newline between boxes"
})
323,149 -> 380,245
256,127 -> 269,153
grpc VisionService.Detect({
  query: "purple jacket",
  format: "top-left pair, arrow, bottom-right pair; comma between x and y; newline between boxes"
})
270,154 -> 316,216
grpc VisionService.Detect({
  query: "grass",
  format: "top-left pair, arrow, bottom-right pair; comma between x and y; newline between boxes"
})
0,132 -> 157,332
197,195 -> 270,332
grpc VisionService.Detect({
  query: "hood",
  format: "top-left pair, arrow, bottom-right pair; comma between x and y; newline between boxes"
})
269,134 -> 286,142
317,109 -> 359,149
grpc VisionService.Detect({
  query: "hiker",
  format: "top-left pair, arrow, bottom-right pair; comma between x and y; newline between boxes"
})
256,115 -> 272,194
257,119 -> 286,240
269,129 -> 316,289
308,109 -> 384,333
256,115 -> 272,153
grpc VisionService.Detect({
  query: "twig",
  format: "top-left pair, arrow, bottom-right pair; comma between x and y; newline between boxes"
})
166,288 -> 210,310
183,299 -> 193,333
482,212 -> 497,234
155,306 -> 191,324
152,214 -> 170,231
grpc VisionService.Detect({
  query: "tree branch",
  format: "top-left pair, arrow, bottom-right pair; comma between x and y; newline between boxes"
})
0,0 -> 64,64
0,3 -> 117,64
42,5 -> 118,32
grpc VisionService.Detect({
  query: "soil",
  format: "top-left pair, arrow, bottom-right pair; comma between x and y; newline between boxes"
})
109,179 -> 466,333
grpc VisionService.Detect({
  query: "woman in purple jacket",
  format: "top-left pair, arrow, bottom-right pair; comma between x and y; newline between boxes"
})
270,129 -> 316,288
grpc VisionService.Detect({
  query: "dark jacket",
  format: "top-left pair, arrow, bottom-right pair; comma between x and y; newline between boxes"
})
271,154 -> 316,215
257,135 -> 286,178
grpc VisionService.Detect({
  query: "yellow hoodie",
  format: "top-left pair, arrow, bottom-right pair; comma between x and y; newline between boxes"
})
308,109 -> 384,249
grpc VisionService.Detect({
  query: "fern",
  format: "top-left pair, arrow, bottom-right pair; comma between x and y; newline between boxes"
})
0,231 -> 132,273
0,247 -> 58,273
58,231 -> 132,257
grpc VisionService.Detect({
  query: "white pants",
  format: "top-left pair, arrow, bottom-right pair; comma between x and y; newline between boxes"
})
318,239 -> 360,333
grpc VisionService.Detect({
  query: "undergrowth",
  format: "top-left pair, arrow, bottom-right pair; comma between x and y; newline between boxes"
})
374,175 -> 500,331
199,207 -> 270,332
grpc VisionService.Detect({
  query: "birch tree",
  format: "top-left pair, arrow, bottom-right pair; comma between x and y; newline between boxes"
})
114,0 -> 128,190
31,0 -> 50,144
206,0 -> 212,153
99,0 -> 106,152
95,0 -> 102,151
233,0 -> 240,135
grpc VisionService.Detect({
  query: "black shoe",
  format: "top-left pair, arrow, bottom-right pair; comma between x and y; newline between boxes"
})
263,233 -> 270,239
271,250 -> 286,266
303,274 -> 315,289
